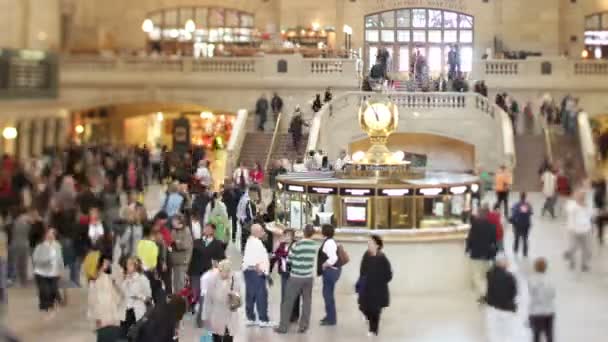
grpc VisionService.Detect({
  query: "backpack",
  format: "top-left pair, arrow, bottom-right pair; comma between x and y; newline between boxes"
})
336,243 -> 350,267
83,250 -> 100,281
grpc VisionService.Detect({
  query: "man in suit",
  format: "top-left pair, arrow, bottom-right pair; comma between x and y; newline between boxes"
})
188,223 -> 226,327
465,204 -> 498,302
222,182 -> 242,244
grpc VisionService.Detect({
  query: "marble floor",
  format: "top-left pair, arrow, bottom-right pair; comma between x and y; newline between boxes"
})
6,192 -> 608,342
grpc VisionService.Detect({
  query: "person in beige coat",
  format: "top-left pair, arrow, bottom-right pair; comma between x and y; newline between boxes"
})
88,254 -> 125,342
203,259 -> 240,341
169,214 -> 193,293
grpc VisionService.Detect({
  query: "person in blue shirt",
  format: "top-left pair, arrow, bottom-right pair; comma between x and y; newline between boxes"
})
510,192 -> 533,257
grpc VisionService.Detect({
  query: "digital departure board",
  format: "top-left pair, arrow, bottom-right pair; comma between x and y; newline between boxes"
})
0,49 -> 58,99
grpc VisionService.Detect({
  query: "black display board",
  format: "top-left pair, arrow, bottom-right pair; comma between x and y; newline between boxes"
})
0,49 -> 58,99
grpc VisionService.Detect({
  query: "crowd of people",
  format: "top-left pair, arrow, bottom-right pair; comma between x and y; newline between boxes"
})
0,141 -> 398,341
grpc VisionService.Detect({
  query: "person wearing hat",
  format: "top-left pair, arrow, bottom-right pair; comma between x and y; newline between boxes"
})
484,253 -> 517,342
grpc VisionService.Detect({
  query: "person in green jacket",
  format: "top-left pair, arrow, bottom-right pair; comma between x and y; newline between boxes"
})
205,193 -> 230,245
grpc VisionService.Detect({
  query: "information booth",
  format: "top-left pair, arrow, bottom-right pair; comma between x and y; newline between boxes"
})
275,171 -> 479,230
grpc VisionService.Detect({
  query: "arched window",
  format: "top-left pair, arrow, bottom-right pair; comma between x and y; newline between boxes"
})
584,12 -> 608,59
364,8 -> 474,76
144,6 -> 256,54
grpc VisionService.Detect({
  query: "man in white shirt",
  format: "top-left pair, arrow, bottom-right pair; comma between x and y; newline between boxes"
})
564,190 -> 594,271
541,168 -> 557,219
242,224 -> 273,327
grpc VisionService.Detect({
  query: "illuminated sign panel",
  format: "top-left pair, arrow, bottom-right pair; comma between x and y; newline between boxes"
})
340,188 -> 375,196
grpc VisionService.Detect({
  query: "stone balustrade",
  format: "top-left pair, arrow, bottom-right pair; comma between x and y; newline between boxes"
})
484,61 -> 520,75
475,58 -> 608,90
61,55 -> 355,75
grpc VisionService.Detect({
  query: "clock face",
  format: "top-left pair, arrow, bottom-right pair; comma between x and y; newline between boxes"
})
363,103 -> 393,131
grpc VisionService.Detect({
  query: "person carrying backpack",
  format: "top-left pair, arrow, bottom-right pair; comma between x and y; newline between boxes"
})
510,192 -> 533,258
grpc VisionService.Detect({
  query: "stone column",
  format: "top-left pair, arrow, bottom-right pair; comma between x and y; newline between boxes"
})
30,118 -> 44,157
17,119 -> 32,160
44,117 -> 57,149
56,118 -> 67,149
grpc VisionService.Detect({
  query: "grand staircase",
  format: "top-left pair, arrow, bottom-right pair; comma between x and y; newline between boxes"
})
512,133 -> 546,192
550,132 -> 586,182
238,132 -> 273,168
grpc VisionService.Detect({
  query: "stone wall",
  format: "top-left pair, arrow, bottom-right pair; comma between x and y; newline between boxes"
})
4,0 -> 608,54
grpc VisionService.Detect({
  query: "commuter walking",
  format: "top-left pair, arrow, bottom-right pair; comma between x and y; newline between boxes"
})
255,94 -> 269,131
88,255 -> 124,342
271,93 -> 283,122
541,167 -> 557,219
188,223 -> 225,327
202,260 -> 241,341
465,205 -> 498,302
528,257 -> 555,342
289,107 -> 308,153
318,224 -> 341,326
271,229 -> 300,326
356,235 -> 392,337
510,192 -> 533,258
242,224 -> 273,327
10,209 -> 34,286
32,227 -> 63,317
485,254 -> 517,342
494,165 -> 512,217
564,190 -> 594,271
120,256 -> 151,336
169,214 -> 193,293
592,176 -> 607,245
275,225 -> 317,334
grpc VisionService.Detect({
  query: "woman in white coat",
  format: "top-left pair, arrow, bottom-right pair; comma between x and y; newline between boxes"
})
203,259 -> 240,341
120,256 -> 151,334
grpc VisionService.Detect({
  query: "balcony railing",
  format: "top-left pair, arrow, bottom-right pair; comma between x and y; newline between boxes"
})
61,54 -> 358,80
477,58 -> 608,78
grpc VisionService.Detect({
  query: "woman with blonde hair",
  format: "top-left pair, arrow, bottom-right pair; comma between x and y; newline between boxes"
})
120,256 -> 151,335
203,259 -> 241,341
88,254 -> 125,342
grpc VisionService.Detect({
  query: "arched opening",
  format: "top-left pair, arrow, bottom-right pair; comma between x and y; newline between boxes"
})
349,132 -> 475,172
70,102 -> 237,189
364,8 -> 474,78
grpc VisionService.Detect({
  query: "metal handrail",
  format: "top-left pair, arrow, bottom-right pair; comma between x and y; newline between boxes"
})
264,112 -> 283,172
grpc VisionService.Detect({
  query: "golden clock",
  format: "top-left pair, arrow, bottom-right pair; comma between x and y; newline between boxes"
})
359,101 -> 399,138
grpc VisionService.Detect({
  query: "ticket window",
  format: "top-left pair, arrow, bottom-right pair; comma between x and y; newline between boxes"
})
306,194 -> 335,226
286,193 -> 305,230
375,197 -> 415,229
341,198 -> 370,228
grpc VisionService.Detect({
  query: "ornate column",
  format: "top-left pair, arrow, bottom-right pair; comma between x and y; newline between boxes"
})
30,118 -> 44,156
55,117 -> 67,148
44,117 -> 57,149
17,119 -> 31,160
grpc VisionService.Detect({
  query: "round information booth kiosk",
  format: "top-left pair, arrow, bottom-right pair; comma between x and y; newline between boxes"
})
274,98 -> 479,294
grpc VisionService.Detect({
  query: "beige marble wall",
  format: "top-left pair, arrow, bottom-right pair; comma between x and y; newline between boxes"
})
0,0 -> 25,49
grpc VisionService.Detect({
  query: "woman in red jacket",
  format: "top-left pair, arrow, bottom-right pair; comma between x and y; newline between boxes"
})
486,209 -> 504,251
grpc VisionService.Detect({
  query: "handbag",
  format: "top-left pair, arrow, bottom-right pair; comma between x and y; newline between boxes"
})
228,276 -> 242,312
127,299 -> 154,341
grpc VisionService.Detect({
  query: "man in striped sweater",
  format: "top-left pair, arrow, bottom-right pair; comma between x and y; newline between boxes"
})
275,224 -> 318,334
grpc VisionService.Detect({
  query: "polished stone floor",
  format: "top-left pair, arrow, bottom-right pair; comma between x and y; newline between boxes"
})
6,192 -> 608,341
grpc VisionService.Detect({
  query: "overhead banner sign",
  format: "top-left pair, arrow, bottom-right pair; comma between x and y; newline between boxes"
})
371,0 -> 468,12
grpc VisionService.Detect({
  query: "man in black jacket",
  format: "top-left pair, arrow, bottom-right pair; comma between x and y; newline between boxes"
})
465,205 -> 497,302
188,223 -> 225,327
222,183 -> 242,244
485,254 -> 517,341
